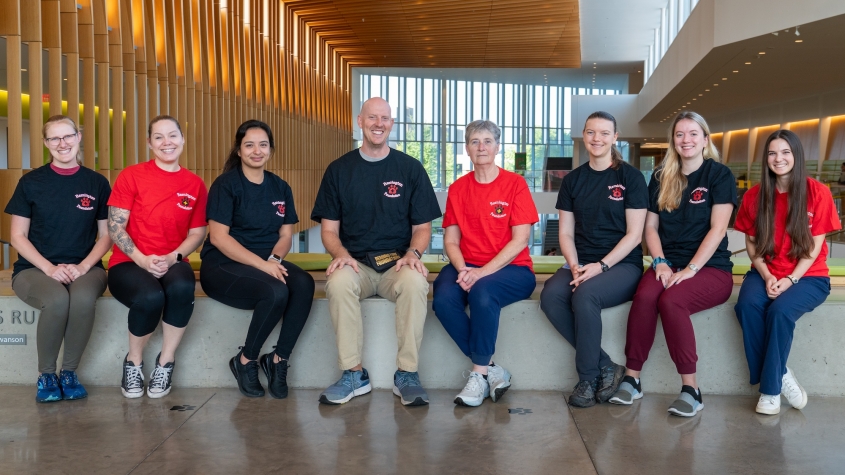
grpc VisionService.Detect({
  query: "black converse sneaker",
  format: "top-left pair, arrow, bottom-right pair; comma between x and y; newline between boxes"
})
121,354 -> 145,399
147,353 -> 174,399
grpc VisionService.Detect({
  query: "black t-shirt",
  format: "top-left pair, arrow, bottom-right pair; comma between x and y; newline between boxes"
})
556,161 -> 648,267
648,159 -> 736,272
201,167 -> 299,260
311,148 -> 442,257
4,165 -> 111,277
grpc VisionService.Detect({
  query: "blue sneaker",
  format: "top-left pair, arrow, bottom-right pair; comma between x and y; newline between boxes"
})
609,375 -> 643,405
319,368 -> 372,405
393,370 -> 429,406
667,385 -> 704,417
59,370 -> 88,400
36,373 -> 62,403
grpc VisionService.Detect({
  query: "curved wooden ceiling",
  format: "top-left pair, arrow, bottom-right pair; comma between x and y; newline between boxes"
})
286,0 -> 581,68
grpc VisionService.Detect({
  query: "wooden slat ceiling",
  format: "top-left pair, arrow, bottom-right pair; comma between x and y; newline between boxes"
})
286,0 -> 581,68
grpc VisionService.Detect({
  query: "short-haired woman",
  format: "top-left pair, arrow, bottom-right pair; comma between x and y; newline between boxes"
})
200,120 -> 315,399
734,129 -> 840,415
540,111 -> 648,408
609,112 -> 736,417
6,115 -> 111,402
433,120 -> 538,407
108,115 -> 208,399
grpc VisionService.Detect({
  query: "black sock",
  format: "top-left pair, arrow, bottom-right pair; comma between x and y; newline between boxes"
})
681,385 -> 702,403
482,374 -> 488,380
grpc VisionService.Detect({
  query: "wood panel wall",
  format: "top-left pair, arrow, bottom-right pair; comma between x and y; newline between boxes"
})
0,0 -> 353,266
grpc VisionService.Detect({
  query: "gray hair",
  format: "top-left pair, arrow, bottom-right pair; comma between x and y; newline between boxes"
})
465,120 -> 501,144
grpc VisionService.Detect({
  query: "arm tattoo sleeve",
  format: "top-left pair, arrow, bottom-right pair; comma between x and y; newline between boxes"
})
108,206 -> 136,256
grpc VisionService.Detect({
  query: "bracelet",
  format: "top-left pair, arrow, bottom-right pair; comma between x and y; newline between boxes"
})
787,274 -> 799,284
651,257 -> 672,269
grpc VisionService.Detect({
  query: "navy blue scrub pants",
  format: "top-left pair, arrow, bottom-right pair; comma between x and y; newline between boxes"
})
433,263 -> 535,366
734,269 -> 830,395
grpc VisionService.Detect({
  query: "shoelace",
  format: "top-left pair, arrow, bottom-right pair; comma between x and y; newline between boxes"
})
150,366 -> 172,389
41,374 -> 59,388
462,373 -> 484,393
244,361 -> 261,384
125,365 -> 144,389
395,372 -> 419,390
760,394 -> 779,405
61,371 -> 80,386
782,376 -> 798,397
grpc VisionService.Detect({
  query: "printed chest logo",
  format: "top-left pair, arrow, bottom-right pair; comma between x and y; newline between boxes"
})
490,201 -> 509,219
690,187 -> 708,204
383,180 -> 403,198
808,211 -> 814,229
273,201 -> 286,217
608,184 -> 625,201
176,192 -> 196,210
76,193 -> 96,211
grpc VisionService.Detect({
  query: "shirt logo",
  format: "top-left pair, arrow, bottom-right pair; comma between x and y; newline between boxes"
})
273,201 -> 286,217
490,200 -> 509,218
177,192 -> 196,210
808,211 -> 814,229
76,193 -> 95,211
608,184 -> 625,201
384,180 -> 403,198
690,187 -> 708,204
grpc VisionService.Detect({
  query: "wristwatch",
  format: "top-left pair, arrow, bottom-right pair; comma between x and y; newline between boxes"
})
408,248 -> 423,259
176,252 -> 183,262
599,260 -> 609,272
268,254 -> 282,263
787,274 -> 799,284
688,263 -> 700,273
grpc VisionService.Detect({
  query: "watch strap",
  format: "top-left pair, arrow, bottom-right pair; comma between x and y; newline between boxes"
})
599,260 -> 609,272
408,248 -> 422,259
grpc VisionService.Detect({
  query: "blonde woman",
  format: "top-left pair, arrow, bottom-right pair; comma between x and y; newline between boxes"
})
5,115 -> 112,402
610,112 -> 736,417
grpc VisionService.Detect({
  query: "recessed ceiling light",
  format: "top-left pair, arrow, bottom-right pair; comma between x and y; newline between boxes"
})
693,98 -> 697,101
698,93 -> 703,96
745,62 -> 751,65
714,84 -> 719,86
795,39 -> 803,43
759,52 -> 765,55
733,70 -> 739,73
705,89 -> 710,91
722,77 -> 727,80
687,102 -> 691,104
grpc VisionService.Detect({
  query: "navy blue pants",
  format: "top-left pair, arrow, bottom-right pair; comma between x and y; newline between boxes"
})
734,269 -> 830,395
433,263 -> 535,366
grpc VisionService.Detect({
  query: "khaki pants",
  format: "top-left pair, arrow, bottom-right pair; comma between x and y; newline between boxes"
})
325,263 -> 429,372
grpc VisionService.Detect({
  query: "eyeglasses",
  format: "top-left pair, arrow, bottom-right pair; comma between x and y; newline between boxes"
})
44,134 -> 79,146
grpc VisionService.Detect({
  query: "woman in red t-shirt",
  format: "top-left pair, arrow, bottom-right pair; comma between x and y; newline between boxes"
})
734,129 -> 840,415
432,120 -> 538,407
107,115 -> 208,400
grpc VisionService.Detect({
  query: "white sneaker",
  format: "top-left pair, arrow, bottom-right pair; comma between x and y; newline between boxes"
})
756,394 -> 781,415
454,372 -> 489,407
487,364 -> 512,403
781,367 -> 808,410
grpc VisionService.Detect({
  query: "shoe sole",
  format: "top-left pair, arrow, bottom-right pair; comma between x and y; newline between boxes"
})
230,358 -> 265,398
319,383 -> 372,405
62,393 -> 88,401
260,357 -> 289,400
454,396 -> 484,407
755,404 -> 780,415
392,386 -> 429,406
668,402 -> 704,417
36,395 -> 63,403
147,387 -> 172,399
609,391 -> 643,406
490,383 -> 510,403
568,398 -> 597,408
121,388 -> 144,399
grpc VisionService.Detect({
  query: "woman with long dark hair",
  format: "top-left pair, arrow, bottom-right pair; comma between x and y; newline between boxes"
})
734,129 -> 840,415
539,111 -> 648,407
6,115 -> 111,402
609,112 -> 736,417
200,120 -> 314,399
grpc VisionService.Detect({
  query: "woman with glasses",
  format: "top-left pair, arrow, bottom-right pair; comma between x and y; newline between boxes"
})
5,115 -> 112,403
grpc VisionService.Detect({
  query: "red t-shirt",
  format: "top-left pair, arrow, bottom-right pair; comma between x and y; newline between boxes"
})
107,160 -> 208,267
734,178 -> 840,279
442,168 -> 539,271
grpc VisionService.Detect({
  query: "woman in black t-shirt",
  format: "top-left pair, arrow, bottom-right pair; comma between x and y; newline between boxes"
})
199,120 -> 315,399
5,115 -> 111,403
539,111 -> 648,408
608,111 -> 736,417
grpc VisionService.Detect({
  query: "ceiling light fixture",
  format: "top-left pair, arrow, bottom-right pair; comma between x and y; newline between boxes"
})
796,39 -> 803,43
733,70 -> 739,73
745,62 -> 751,65
759,52 -> 766,55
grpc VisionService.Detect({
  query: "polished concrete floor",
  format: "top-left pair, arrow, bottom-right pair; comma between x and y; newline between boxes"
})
1,386 -> 843,475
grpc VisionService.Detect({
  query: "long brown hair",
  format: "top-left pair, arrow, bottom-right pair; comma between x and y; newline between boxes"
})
584,111 -> 623,169
656,111 -> 721,211
753,129 -> 813,262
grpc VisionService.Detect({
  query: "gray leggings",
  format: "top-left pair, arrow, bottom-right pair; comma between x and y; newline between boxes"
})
539,263 -> 643,381
12,267 -> 107,374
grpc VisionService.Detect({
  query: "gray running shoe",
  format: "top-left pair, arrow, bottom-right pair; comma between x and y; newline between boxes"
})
319,368 -> 372,405
454,372 -> 489,407
487,363 -> 512,403
393,370 -> 429,406
667,385 -> 704,417
609,375 -> 643,405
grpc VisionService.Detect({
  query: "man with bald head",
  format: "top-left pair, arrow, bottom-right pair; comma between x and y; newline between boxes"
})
312,97 -> 441,406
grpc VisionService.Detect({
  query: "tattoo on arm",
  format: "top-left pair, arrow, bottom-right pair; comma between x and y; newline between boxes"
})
108,207 -> 136,256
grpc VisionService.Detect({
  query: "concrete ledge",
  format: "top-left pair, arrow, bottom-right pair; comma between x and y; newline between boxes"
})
1,291 -> 844,396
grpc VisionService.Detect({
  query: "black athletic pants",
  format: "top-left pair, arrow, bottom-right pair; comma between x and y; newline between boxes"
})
200,251 -> 315,361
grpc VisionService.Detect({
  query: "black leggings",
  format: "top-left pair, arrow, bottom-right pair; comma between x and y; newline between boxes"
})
200,253 -> 315,360
108,261 -> 197,337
